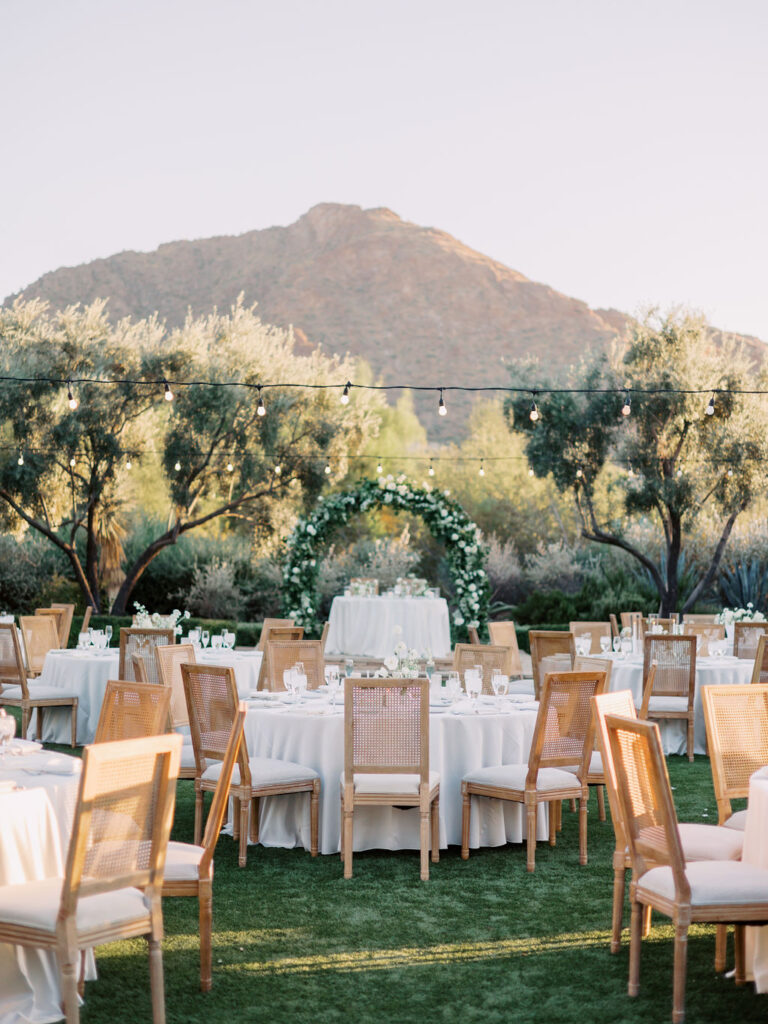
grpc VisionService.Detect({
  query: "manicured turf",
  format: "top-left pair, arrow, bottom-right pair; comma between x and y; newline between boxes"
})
54,752 -> 760,1024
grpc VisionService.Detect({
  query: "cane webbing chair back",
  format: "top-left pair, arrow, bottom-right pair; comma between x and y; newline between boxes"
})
257,625 -> 304,689
453,643 -> 508,695
199,705 -> 246,873
569,622 -> 612,655
182,663 -> 246,783
132,654 -> 149,683
573,655 -> 612,689
752,635 -> 768,685
682,622 -> 725,657
642,635 -> 696,700
0,623 -> 26,692
63,731 -> 181,910
682,613 -> 717,624
642,618 -> 675,635
34,607 -> 66,647
532,671 -> 607,781
529,630 -> 575,700
94,680 -> 172,744
345,677 -> 429,782
119,628 -> 175,683
256,618 -> 295,651
266,640 -> 325,692
50,603 -> 75,647
592,690 -> 638,850
156,643 -> 196,728
20,615 -> 60,674
320,621 -> 330,652
734,621 -> 768,660
488,620 -> 523,677
702,684 -> 768,824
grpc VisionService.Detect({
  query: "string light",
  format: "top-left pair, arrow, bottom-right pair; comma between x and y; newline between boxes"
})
529,394 -> 539,422
126,457 -> 132,470
257,386 -> 266,417
528,467 -> 534,477
478,461 -> 485,477
274,464 -> 282,475
174,460 -> 181,472
627,464 -> 635,479
706,394 -> 716,416
428,461 -> 435,477
69,456 -> 76,468
575,467 -> 583,478
727,468 -> 734,477
324,463 -> 331,475
438,389 -> 447,416
67,380 -> 78,410
226,461 -> 234,473
621,390 -> 631,417
17,451 -> 23,466
376,462 -> 383,475
163,380 -> 174,402
340,382 -> 351,405
676,467 -> 683,477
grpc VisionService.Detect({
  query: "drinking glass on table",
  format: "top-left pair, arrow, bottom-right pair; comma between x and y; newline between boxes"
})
188,628 -> 201,649
344,657 -> 354,678
491,669 -> 509,698
283,667 -> 296,698
612,636 -> 622,654
446,671 -> 461,701
201,630 -> 210,649
77,631 -> 90,649
104,624 -> 113,647
294,663 -> 308,701
224,630 -> 236,650
465,668 -> 482,710
211,634 -> 223,650
599,635 -> 611,655
326,666 -> 341,709
0,711 -> 16,764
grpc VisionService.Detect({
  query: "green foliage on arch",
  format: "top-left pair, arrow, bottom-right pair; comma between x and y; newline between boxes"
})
282,475 -> 489,639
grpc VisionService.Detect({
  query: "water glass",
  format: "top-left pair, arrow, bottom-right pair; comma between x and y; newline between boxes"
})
446,671 -> 461,701
612,637 -> 622,654
77,631 -> 90,649
0,711 -> 16,763
576,634 -> 591,656
211,634 -> 223,650
465,668 -> 482,704
599,635 -> 611,654
620,637 -> 632,657
224,630 -> 236,649
283,667 -> 296,697
201,630 -> 210,649
294,664 -> 308,700
491,670 -> 509,698
344,658 -> 354,678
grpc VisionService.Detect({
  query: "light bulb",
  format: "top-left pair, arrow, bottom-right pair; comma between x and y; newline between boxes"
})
274,464 -> 282,475
324,463 -> 331,475
627,465 -> 635,479
727,468 -> 734,477
174,460 -> 181,472
126,458 -> 132,470
576,468 -> 583,478
67,381 -> 78,410
479,462 -> 485,477
706,394 -> 715,416
529,399 -> 539,422
376,462 -> 383,475
340,382 -> 351,405
163,380 -> 174,402
257,389 -> 266,416
621,391 -> 631,417
226,462 -> 234,473
676,468 -> 683,477
428,463 -> 435,477
17,452 -> 23,466
69,456 -> 76,468
438,390 -> 447,416
528,467 -> 534,477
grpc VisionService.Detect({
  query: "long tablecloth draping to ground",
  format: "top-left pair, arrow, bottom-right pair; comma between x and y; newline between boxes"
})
744,767 -> 768,992
325,595 -> 452,659
540,651 -> 753,756
229,694 -> 545,855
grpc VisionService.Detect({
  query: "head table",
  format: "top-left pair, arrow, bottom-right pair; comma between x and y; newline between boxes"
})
325,595 -> 452,659
231,690 -> 545,855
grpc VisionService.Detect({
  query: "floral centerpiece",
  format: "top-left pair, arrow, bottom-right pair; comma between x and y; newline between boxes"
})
348,579 -> 378,596
133,602 -> 190,635
394,575 -> 430,597
715,604 -> 766,626
376,641 -> 422,678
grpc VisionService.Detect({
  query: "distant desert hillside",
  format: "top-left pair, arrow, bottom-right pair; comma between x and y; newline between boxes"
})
7,203 -> 764,437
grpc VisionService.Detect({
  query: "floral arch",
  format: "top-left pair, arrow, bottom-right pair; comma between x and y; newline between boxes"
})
282,475 -> 489,639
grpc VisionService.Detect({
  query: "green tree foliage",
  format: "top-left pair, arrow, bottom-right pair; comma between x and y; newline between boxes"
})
0,299 -> 383,613
505,310 -> 768,615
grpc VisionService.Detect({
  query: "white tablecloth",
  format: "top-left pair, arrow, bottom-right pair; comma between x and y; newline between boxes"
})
541,652 -> 752,755
742,768 -> 768,991
325,596 -> 452,659
0,747 -> 82,850
235,694 -> 544,854
29,650 -> 120,746
196,649 -> 263,698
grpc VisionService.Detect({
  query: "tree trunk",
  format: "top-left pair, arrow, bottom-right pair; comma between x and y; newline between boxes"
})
111,528 -> 180,615
661,515 -> 682,617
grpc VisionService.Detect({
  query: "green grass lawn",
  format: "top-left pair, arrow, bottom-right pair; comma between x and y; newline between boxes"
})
15,714 -> 763,1024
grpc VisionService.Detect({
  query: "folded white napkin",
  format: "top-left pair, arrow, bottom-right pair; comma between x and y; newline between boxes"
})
7,739 -> 43,755
38,754 -> 82,775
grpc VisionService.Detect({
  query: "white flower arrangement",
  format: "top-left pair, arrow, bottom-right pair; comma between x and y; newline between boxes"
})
716,603 -> 766,625
133,602 -> 191,635
375,637 -> 422,678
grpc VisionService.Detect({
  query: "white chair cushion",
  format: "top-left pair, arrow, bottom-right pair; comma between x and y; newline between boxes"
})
463,763 -> 580,792
724,809 -> 748,831
202,756 -> 318,787
0,684 -> 78,701
163,841 -> 205,882
507,679 -> 535,696
563,751 -> 603,778
181,741 -> 196,770
638,860 -> 768,906
678,822 -> 744,861
647,696 -> 689,713
340,771 -> 440,796
0,878 -> 149,934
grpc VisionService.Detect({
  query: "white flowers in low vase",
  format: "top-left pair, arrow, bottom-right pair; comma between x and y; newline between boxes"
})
716,604 -> 766,626
133,602 -> 191,635
377,635 -> 422,678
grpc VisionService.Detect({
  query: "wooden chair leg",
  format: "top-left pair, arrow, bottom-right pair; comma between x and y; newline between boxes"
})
569,798 -> 577,812
148,936 -> 166,1024
77,949 -> 86,997
526,801 -> 537,872
343,806 -> 354,879
59,951 -> 80,1024
199,880 -> 213,992
194,785 -> 204,846
611,857 -> 627,953
734,924 -> 746,985
579,795 -> 588,865
249,796 -> 260,843
596,785 -> 606,822
642,904 -> 652,937
239,796 -> 249,867
70,702 -> 78,748
21,706 -> 29,740
339,795 -> 344,862
714,924 -> 727,973
420,809 -> 430,880
556,800 -> 562,831
310,781 -> 320,856
548,801 -> 557,846
628,899 -> 642,997
37,706 -> 44,741
460,783 -> 471,860
672,922 -> 689,1023
687,716 -> 694,763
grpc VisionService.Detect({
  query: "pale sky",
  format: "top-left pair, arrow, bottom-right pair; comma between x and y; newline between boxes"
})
2,0 -> 767,339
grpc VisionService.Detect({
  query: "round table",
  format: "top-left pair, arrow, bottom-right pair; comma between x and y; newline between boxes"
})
325,596 -> 452,659
31,649 -> 119,745
196,649 -> 263,696
235,693 -> 544,854
744,767 -> 768,991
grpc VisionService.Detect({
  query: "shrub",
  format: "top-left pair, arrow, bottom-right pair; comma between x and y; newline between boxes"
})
183,560 -> 245,619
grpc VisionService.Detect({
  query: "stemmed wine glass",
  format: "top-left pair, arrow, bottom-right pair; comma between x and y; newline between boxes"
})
201,630 -> 210,649
326,666 -> 341,710
104,624 -> 113,648
491,669 -> 508,699
0,711 -> 16,764
612,636 -> 622,654
293,662 -> 308,702
599,635 -> 611,654
465,668 -> 482,711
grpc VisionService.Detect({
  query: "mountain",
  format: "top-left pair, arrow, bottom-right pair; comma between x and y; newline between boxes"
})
6,204 -> 763,438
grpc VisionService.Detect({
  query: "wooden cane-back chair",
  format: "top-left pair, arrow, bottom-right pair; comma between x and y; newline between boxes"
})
605,714 -> 768,1022
751,635 -> 768,685
153,643 -> 198,781
702,684 -> 768,829
320,621 -> 330,652
94,680 -> 171,743
182,663 -> 319,866
80,606 -> 93,634
20,615 -> 60,676
256,618 -> 295,651
452,643 -> 508,695
570,621 -> 612,655
529,630 -> 575,700
342,677 -> 439,881
461,670 -> 606,871
34,607 -> 66,648
488,620 -> 523,678
257,625 -> 304,689
162,705 -> 245,991
0,732 -> 181,1024
119,628 -> 175,683
640,635 -> 697,762
467,627 -> 481,645
681,623 -> 725,657
620,611 -> 644,635
682,613 -> 717,624
50,603 -> 75,647
733,621 -> 768,660
642,617 -> 676,635
0,622 -> 79,746
266,640 -> 325,692
609,613 -> 620,639
572,655 -> 614,821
